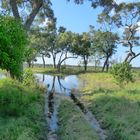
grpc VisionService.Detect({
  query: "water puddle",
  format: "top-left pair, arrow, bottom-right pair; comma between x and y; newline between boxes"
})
0,73 -> 6,79
35,74 -> 79,95
35,73 -> 106,140
36,74 -> 79,140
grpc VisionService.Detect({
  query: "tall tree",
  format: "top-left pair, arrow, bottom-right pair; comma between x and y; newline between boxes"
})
0,0 -> 53,31
29,27 -> 51,68
111,2 -> 140,63
93,30 -> 118,72
72,32 -> 91,71
56,30 -> 77,71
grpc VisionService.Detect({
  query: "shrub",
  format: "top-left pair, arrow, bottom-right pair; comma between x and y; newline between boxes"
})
23,69 -> 36,87
0,16 -> 27,78
110,62 -> 134,87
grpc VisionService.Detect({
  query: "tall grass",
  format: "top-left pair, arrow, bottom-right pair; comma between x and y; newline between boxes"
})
58,98 -> 99,140
79,72 -> 140,140
0,78 -> 47,140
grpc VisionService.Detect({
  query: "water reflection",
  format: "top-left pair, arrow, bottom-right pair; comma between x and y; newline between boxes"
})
0,73 -> 6,79
35,74 -> 79,95
35,73 -> 80,134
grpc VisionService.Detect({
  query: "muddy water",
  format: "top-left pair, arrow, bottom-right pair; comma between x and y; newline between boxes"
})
35,74 -> 106,140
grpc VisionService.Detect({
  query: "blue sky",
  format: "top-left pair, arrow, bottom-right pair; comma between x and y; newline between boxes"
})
51,0 -> 101,33
37,0 -> 140,67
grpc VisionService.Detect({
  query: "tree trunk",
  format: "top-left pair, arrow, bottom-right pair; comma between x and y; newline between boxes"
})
52,55 -> 56,68
27,61 -> 31,68
57,64 -> 61,72
84,60 -> 87,71
83,56 -> 88,72
9,0 -> 20,19
102,56 -> 109,72
31,61 -> 34,68
57,55 -> 78,72
42,54 -> 45,68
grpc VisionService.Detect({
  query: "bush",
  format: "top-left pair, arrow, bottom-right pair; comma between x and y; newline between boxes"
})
110,62 -> 134,87
0,16 -> 27,78
23,69 -> 36,87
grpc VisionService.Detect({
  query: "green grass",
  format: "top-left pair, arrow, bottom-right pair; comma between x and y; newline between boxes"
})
78,72 -> 140,140
58,98 -> 99,140
31,66 -> 95,76
0,78 -> 47,140
0,69 -> 6,74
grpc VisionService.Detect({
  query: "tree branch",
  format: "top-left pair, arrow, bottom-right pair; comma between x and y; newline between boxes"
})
9,0 -> 20,19
59,56 -> 78,66
25,0 -> 43,31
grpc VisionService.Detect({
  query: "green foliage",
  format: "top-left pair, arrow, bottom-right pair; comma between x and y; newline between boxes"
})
0,78 -> 47,140
23,69 -> 36,87
25,47 -> 37,67
72,32 -> 91,57
0,16 -> 27,78
110,62 -> 134,87
92,30 -> 118,57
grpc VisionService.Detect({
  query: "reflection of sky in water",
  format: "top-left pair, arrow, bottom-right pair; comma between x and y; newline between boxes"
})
0,74 -> 6,79
35,74 -> 79,95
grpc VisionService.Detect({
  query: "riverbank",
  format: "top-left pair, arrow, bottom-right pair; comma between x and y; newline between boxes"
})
78,72 -> 140,139
33,68 -> 140,139
0,78 -> 47,140
31,67 -> 95,76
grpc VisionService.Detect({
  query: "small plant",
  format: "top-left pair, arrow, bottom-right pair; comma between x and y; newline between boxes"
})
23,69 -> 36,86
110,62 -> 134,87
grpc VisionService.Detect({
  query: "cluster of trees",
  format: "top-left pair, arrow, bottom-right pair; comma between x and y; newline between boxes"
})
0,0 -> 140,78
26,1 -> 140,72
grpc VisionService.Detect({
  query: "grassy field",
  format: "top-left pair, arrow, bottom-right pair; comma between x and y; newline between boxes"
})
78,72 -> 140,140
58,98 -> 99,140
30,66 -> 96,76
0,78 -> 47,140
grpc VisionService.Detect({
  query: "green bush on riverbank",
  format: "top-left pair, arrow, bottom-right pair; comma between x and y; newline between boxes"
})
0,78 -> 47,140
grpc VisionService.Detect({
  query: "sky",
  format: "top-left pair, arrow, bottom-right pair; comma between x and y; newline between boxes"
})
36,0 -> 140,67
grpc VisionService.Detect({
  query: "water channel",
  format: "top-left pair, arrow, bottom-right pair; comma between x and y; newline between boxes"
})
35,73 -> 106,140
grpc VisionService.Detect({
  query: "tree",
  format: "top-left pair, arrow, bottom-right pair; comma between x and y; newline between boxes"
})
25,47 -> 37,68
56,30 -> 77,71
44,18 -> 58,68
68,0 -> 119,13
29,28 -> 51,68
111,3 -> 140,63
93,30 -> 118,72
0,16 -> 27,78
0,0 -> 53,31
72,32 -> 91,71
